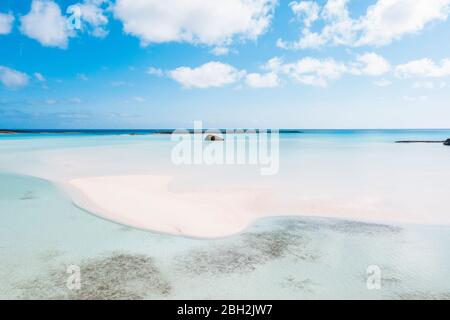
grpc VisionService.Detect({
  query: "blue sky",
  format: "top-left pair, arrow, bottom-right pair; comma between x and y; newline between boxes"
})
1,0 -> 450,129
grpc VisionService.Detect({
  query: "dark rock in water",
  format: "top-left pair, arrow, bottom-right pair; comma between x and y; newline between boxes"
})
396,139 -> 450,146
205,134 -> 224,141
395,140 -> 444,143
0,130 -> 18,134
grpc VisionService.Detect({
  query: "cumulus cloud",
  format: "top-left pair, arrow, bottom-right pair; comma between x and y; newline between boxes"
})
264,53 -> 390,87
147,67 -> 164,77
113,0 -> 277,46
34,72 -> 46,82
20,0 -> 109,48
351,52 -> 391,76
245,72 -> 280,88
0,66 -> 29,89
279,0 -> 450,49
168,61 -> 246,88
357,0 -> 450,46
413,80 -> 447,89
165,53 -> 393,88
20,0 -> 70,48
289,0 -> 320,27
67,0 -> 109,38
279,57 -> 348,87
210,46 -> 230,56
395,58 -> 450,78
0,12 -> 14,35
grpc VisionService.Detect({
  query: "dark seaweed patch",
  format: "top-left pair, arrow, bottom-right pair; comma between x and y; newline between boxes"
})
16,253 -> 171,300
242,230 -> 318,261
327,220 -> 401,235
280,276 -> 315,293
177,224 -> 318,275
118,226 -> 133,232
19,191 -> 35,200
396,291 -> 450,300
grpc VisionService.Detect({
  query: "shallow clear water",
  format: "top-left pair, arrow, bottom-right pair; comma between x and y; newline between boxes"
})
1,130 -> 450,299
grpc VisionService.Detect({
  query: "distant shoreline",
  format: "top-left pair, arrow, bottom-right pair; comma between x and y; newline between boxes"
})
0,129 -> 303,135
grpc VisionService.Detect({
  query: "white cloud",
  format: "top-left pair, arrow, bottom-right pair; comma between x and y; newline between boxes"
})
279,57 -> 348,87
167,54 -> 388,88
413,81 -> 435,89
357,0 -> 450,46
264,53 -> 390,87
147,67 -> 164,77
113,0 -> 277,46
34,72 -> 46,82
20,0 -> 70,49
373,79 -> 392,87
67,0 -> 109,38
0,12 -> 14,35
395,58 -> 450,78
277,29 -> 326,49
279,0 -> 450,49
210,46 -> 230,56
289,1 -> 320,27
263,57 -> 283,72
245,72 -> 280,88
351,52 -> 391,76
0,66 -> 29,89
403,95 -> 428,102
169,61 -> 246,88
413,80 -> 447,89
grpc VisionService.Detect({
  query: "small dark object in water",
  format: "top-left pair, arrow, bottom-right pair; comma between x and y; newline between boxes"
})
205,134 -> 224,141
281,129 -> 304,133
444,139 -> 450,146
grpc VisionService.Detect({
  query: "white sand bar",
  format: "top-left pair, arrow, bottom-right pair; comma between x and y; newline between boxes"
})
67,175 -> 274,238
66,174 -> 450,238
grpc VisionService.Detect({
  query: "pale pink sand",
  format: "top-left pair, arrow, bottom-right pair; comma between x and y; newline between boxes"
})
67,175 -> 275,238
65,175 -> 446,238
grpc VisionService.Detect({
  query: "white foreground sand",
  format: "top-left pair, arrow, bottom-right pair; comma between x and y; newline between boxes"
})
65,174 -> 449,238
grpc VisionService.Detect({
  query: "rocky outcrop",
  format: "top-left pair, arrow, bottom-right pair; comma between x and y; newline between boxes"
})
395,139 -> 450,146
396,140 -> 443,143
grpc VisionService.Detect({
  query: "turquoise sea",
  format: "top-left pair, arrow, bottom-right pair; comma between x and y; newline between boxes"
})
1,130 -> 450,299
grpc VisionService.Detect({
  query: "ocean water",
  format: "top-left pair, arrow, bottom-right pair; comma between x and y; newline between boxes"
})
1,130 -> 450,299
